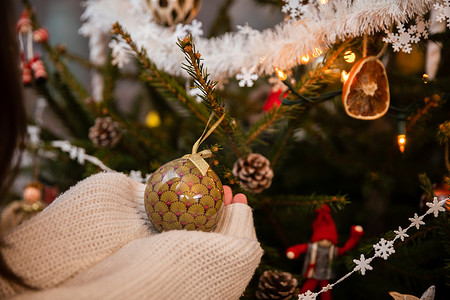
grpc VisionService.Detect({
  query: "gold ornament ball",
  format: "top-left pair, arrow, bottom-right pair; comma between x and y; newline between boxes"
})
144,157 -> 224,232
145,0 -> 202,27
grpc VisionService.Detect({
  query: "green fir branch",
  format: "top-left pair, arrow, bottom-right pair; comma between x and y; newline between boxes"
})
267,194 -> 349,210
178,36 -> 245,158
111,23 -> 209,125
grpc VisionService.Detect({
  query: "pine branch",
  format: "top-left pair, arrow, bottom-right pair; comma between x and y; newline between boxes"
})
244,105 -> 287,145
178,36 -> 245,158
267,194 -> 349,210
270,106 -> 306,168
111,23 -> 209,125
406,95 -> 441,132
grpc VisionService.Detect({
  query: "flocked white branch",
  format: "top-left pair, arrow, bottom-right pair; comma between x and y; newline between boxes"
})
80,0 -> 441,82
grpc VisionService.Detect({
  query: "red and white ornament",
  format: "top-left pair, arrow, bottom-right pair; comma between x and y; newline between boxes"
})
33,27 -> 49,43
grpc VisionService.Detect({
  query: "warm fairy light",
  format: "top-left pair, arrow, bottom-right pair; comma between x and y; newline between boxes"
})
274,67 -> 287,81
422,73 -> 429,84
301,55 -> 310,63
312,48 -> 323,57
145,110 -> 161,128
344,50 -> 356,63
397,134 -> 406,153
319,0 -> 328,4
341,70 -> 349,83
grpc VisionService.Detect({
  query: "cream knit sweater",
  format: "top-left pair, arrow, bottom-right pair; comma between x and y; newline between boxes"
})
0,172 -> 263,299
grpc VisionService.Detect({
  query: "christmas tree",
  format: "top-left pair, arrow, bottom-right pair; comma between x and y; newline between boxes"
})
5,0 -> 450,299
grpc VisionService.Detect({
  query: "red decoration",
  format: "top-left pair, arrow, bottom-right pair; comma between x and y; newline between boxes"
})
263,90 -> 282,112
286,205 -> 363,300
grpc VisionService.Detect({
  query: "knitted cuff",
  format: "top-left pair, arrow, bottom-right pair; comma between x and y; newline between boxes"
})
214,203 -> 257,241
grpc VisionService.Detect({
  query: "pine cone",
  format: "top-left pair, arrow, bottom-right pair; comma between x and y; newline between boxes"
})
256,270 -> 298,300
88,117 -> 122,148
232,153 -> 273,193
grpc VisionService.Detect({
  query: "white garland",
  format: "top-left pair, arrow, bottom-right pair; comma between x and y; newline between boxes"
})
79,0 -> 441,81
298,197 -> 448,300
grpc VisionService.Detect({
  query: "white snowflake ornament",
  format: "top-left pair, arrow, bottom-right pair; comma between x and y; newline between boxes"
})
353,254 -> 373,275
373,238 -> 395,260
393,226 -> 409,242
408,213 -> 425,229
236,67 -> 258,87
383,16 -> 429,53
282,0 -> 307,21
425,196 -> 447,217
298,290 -> 318,300
434,0 -> 450,29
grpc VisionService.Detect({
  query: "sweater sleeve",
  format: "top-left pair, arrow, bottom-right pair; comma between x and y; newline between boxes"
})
11,204 -> 262,300
1,172 -> 154,297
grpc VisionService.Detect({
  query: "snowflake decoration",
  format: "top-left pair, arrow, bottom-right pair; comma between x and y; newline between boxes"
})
434,0 -> 450,29
415,16 -> 431,38
394,226 -> 409,242
236,67 -> 258,87
409,213 -> 425,229
298,290 -> 318,300
174,20 -> 204,40
373,238 -> 395,260
282,0 -> 308,21
383,16 -> 430,53
320,284 -> 333,293
425,197 -> 447,217
353,254 -> 373,275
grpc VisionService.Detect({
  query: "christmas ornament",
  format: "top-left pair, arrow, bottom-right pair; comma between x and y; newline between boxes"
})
17,10 -> 48,85
255,270 -> 298,300
145,0 -> 202,27
32,27 -> 49,43
144,112 -> 225,232
144,157 -> 224,232
389,285 -> 435,300
286,205 -> 364,299
232,153 -> 273,194
342,56 -> 390,120
88,116 -> 122,148
0,182 -> 46,236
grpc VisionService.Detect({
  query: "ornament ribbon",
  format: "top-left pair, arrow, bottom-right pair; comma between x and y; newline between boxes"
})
183,112 -> 225,176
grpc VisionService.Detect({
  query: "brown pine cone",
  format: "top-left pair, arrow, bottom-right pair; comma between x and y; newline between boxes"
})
88,117 -> 122,148
232,153 -> 273,193
255,270 -> 298,300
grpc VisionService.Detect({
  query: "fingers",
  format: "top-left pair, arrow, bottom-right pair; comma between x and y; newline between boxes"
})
232,193 -> 247,205
223,185 -> 248,206
223,185 -> 233,206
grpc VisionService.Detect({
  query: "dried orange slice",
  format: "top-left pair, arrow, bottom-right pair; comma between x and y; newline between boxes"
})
342,56 -> 390,120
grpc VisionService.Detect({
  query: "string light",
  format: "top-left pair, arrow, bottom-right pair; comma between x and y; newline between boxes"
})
397,114 -> 407,153
344,50 -> 356,63
319,0 -> 329,4
341,70 -> 349,83
274,67 -> 287,81
312,48 -> 323,57
145,110 -> 161,128
301,55 -> 310,64
422,73 -> 429,84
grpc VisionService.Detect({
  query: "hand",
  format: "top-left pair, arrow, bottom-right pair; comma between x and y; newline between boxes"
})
1,172 -> 262,300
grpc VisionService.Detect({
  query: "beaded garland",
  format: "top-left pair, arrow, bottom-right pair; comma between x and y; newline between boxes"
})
144,157 -> 224,232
